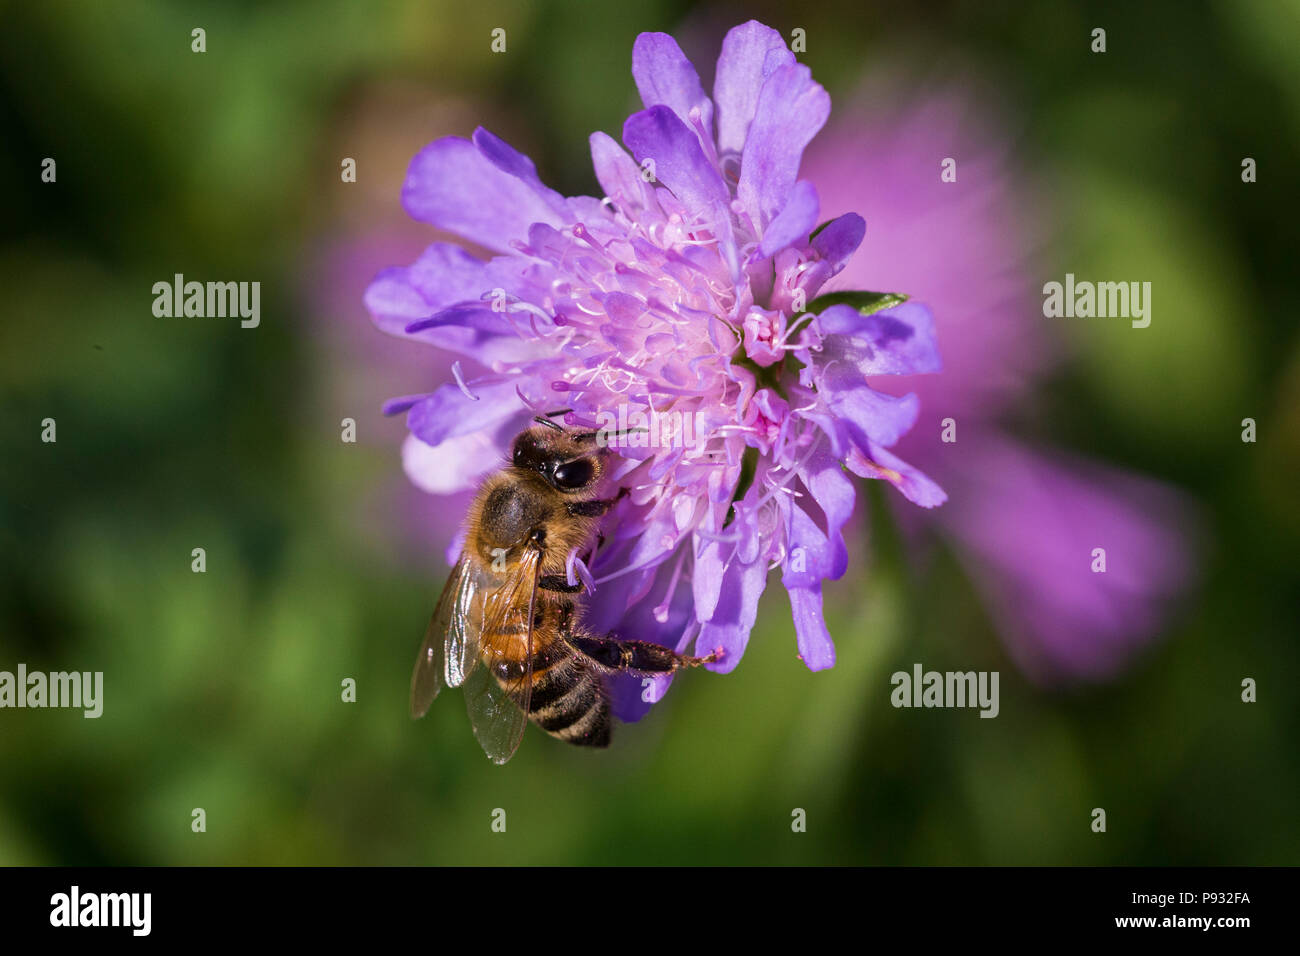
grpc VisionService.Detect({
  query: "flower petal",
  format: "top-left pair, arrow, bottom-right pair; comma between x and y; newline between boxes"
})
737,63 -> 830,227
800,444 -> 855,580
691,535 -> 728,623
471,127 -> 573,222
364,243 -> 488,335
364,246 -> 545,364
782,496 -> 837,584
589,131 -> 658,213
818,301 -> 942,376
846,442 -> 947,508
403,305 -> 516,336
632,32 -> 713,138
402,135 -> 567,254
713,20 -> 795,155
818,363 -> 920,448
623,105 -> 730,213
811,212 -> 866,267
405,377 -> 525,446
788,585 -> 836,671
759,179 -> 819,257
402,429 -> 502,496
695,551 -> 768,673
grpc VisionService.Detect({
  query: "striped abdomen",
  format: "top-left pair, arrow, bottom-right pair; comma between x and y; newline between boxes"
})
490,630 -> 611,748
523,639 -> 611,747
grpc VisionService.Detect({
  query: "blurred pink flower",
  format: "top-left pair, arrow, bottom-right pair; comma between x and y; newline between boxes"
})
802,82 -> 1196,683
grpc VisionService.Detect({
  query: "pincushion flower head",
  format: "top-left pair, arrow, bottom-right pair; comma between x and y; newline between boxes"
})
365,20 -> 944,706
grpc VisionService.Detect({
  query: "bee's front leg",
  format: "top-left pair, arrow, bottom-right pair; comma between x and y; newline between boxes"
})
569,633 -> 718,673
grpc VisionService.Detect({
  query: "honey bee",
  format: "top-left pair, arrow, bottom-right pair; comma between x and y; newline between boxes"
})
410,416 -> 716,764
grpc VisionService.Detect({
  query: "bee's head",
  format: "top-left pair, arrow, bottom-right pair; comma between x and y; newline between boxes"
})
510,419 -> 606,494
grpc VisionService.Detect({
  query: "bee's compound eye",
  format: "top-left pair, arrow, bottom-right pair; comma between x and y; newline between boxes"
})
553,458 -> 594,490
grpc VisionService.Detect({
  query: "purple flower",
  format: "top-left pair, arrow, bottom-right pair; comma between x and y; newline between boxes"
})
365,21 -> 944,702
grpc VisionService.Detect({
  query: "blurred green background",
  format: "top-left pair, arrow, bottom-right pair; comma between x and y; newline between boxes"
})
2,0 -> 1297,865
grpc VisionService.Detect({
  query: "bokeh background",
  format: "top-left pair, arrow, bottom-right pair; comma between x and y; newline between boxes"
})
2,0 -> 1298,865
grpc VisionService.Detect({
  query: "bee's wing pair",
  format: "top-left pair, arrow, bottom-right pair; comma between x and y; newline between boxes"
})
410,549 -> 541,765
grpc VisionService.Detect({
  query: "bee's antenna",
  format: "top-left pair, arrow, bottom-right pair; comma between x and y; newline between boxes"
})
574,426 -> 648,443
533,416 -> 564,432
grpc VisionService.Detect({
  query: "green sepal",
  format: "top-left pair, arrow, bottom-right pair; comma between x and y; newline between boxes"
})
806,290 -> 910,317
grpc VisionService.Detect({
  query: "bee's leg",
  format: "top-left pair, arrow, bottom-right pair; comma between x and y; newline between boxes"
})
539,575 -> 583,593
569,634 -> 718,673
565,486 -> 629,518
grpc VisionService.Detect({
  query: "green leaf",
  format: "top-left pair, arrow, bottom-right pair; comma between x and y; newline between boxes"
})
806,290 -> 909,317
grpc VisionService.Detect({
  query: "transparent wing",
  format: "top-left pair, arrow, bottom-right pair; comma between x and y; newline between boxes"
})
444,559 -> 489,689
410,555 -> 488,718
463,547 -> 541,765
